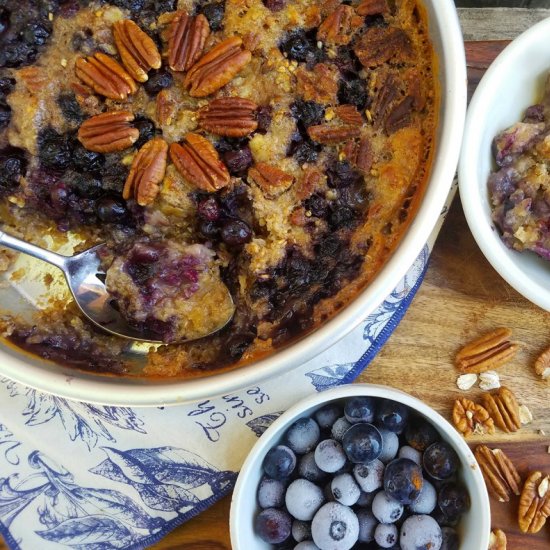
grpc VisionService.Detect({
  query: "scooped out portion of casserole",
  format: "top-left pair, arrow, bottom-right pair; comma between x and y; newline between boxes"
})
0,0 -> 438,376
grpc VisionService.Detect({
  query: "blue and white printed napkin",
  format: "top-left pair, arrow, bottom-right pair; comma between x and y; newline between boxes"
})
0,183 -> 456,550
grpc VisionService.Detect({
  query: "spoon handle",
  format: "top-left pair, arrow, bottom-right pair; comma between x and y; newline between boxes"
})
0,230 -> 68,270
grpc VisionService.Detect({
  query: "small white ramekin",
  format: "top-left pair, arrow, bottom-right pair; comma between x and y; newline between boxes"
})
230,384 -> 490,550
459,18 -> 550,311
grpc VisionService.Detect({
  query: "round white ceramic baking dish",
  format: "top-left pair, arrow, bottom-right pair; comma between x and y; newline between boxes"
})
0,0 -> 466,406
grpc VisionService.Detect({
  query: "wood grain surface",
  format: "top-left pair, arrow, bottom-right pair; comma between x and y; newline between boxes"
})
2,10 -> 550,550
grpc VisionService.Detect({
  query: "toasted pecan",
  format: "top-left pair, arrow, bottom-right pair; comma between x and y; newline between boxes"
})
354,26 -> 413,68
77,111 -> 139,153
168,11 -> 210,72
75,53 -> 137,100
123,137 -> 168,206
170,133 -> 230,192
295,63 -> 339,104
307,124 -> 361,144
184,37 -> 251,97
334,105 -> 363,126
317,5 -> 362,46
518,471 -> 550,533
342,136 -> 373,173
481,387 -> 521,433
455,328 -> 519,374
156,89 -> 177,126
356,0 -> 388,16
474,445 -> 521,503
249,163 -> 294,198
198,97 -> 258,137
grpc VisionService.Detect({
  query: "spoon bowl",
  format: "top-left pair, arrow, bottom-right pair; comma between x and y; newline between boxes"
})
0,231 -> 235,343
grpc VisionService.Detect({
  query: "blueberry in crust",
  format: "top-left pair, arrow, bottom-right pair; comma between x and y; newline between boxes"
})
0,0 -> 437,376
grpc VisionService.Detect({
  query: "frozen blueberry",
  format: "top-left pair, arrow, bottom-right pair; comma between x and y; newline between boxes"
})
331,417 -> 352,442
356,509 -> 377,543
311,502 -> 359,550
398,445 -> 422,465
344,396 -> 376,424
409,480 -> 437,514
258,477 -> 286,508
356,490 -> 375,507
383,458 -> 423,505
263,445 -> 297,480
299,452 -> 326,482
353,459 -> 383,493
285,479 -> 325,521
331,473 -> 360,506
441,526 -> 459,550
375,400 -> 409,434
342,423 -> 382,464
437,483 -> 470,520
314,439 -> 347,473
378,428 -> 399,463
423,442 -> 459,481
292,520 -> 312,543
405,419 -> 439,451
286,417 -> 321,454
314,403 -> 341,430
400,514 -> 443,550
255,507 -> 292,544
371,491 -> 404,524
374,523 -> 398,548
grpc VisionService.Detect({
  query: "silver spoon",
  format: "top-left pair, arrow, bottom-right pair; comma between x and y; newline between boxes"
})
0,230 -> 234,343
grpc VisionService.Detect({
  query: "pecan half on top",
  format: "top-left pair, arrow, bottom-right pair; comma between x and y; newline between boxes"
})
481,387 -> 521,433
455,327 -> 519,374
249,163 -> 294,198
168,11 -> 210,72
518,471 -> 550,533
452,397 -> 494,437
123,137 -> 168,206
113,20 -> 161,83
356,0 -> 389,16
307,124 -> 361,144
474,445 -> 521,503
75,53 -> 138,100
198,97 -> 258,137
170,133 -> 230,192
354,27 -> 413,68
317,5 -> 363,46
184,37 -> 252,98
342,136 -> 373,173
334,104 -> 363,126
78,111 -> 139,153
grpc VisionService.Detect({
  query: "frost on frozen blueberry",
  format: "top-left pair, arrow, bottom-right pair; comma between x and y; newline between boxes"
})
383,458 -> 423,505
356,509 -> 377,543
409,479 -> 437,514
342,423 -> 382,464
344,396 -> 376,424
423,442 -> 459,481
314,439 -> 347,473
398,445 -> 422,465
258,477 -> 286,508
311,502 -> 359,550
400,514 -> 443,550
294,542 -> 320,550
331,417 -> 352,442
405,418 -> 439,451
353,459 -> 384,493
286,417 -> 321,454
263,445 -> 297,480
331,473 -> 360,506
315,403 -> 342,429
378,428 -> 399,463
255,507 -> 292,544
299,451 -> 327,482
371,491 -> 404,524
286,479 -> 325,521
374,522 -> 398,548
292,519 -> 312,543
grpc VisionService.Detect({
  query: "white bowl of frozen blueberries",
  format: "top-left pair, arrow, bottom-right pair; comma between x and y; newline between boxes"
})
230,384 -> 490,550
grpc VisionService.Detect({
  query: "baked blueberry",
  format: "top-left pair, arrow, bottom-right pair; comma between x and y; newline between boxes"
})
143,69 -> 173,96
198,1 -> 225,31
221,219 -> 252,246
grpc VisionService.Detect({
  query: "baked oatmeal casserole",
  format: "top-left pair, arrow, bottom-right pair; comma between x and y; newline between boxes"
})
0,0 -> 437,377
